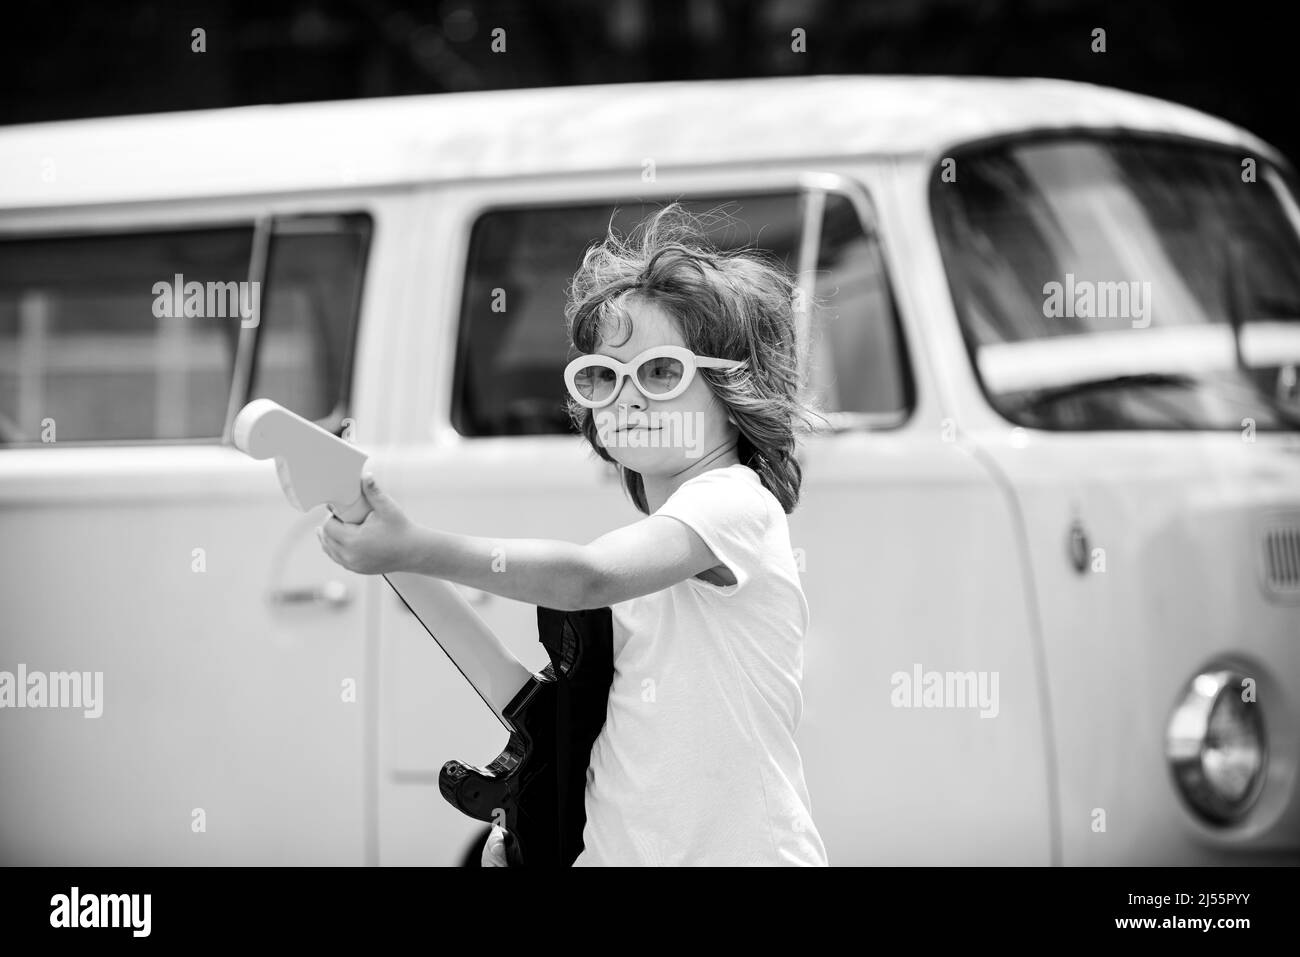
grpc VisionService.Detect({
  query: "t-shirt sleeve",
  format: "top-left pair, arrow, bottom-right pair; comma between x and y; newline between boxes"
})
654,470 -> 769,593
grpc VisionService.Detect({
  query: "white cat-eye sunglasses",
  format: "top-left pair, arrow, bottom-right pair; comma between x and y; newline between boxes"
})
563,345 -> 748,409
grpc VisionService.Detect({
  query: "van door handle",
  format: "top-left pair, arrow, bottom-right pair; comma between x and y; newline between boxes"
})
270,581 -> 352,609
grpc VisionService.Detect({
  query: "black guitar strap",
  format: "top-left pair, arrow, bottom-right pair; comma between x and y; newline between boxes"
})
535,605 -> 614,866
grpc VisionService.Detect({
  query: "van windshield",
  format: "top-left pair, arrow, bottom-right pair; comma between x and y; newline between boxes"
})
931,137 -> 1300,431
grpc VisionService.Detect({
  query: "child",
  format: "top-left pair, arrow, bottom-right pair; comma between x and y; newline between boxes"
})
318,203 -> 829,866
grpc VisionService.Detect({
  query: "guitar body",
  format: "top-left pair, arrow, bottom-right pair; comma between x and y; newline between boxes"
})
439,605 -> 614,867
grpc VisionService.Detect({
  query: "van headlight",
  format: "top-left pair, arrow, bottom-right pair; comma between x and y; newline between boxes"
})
1166,668 -> 1267,825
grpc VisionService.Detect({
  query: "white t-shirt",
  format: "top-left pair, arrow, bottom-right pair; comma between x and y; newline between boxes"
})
573,463 -> 829,866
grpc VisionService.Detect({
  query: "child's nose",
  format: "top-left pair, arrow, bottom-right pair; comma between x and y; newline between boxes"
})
613,373 -> 645,408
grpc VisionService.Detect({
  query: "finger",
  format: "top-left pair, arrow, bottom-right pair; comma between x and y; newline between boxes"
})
482,828 -> 509,867
360,472 -> 398,513
324,511 -> 351,536
318,528 -> 343,563
322,514 -> 360,545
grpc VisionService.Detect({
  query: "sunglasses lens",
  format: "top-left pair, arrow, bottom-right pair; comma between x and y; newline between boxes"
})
637,356 -> 685,396
573,365 -> 618,403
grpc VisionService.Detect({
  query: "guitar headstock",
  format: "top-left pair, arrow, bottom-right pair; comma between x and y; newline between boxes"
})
231,399 -> 372,523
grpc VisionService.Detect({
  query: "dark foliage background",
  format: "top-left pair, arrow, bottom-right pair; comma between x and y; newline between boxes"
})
1,1 -> 1290,164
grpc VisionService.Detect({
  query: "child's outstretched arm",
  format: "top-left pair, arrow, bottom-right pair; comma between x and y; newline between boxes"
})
318,473 -> 721,611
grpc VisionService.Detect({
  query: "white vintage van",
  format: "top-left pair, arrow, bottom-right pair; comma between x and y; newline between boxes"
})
1,75 -> 1298,866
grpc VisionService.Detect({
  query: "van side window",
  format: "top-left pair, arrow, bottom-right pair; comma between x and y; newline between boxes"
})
0,227 -> 251,444
453,191 -> 911,437
806,193 -> 913,424
248,215 -> 371,427
0,215 -> 370,446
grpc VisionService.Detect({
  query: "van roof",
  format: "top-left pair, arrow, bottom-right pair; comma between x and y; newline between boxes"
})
0,74 -> 1281,210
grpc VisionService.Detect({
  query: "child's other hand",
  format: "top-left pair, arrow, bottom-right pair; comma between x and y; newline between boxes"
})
317,472 -> 419,575
482,825 -> 509,867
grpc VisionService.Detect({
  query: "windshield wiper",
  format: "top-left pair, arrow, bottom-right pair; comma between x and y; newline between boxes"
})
1005,372 -> 1199,415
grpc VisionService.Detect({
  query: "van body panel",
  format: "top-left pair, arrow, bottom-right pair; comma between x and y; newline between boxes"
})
0,447 -> 367,864
971,433 -> 1300,863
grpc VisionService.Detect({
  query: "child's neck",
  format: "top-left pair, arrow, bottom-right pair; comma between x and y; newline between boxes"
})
642,442 -> 741,513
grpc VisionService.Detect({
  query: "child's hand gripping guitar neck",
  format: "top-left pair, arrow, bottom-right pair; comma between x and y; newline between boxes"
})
231,399 -> 613,866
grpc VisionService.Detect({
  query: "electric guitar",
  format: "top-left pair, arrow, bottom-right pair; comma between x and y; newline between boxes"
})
231,399 -> 613,866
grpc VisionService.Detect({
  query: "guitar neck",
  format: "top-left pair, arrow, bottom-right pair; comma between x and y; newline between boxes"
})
382,571 -> 533,730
